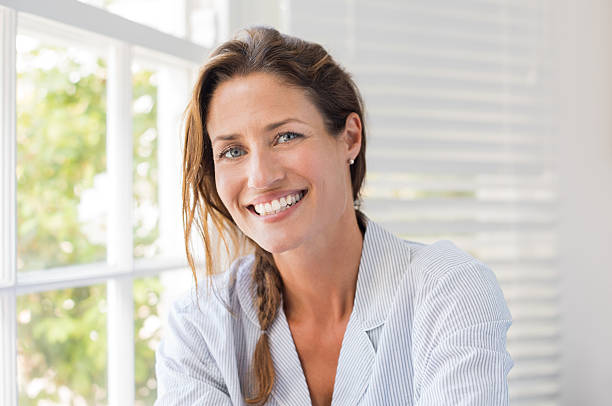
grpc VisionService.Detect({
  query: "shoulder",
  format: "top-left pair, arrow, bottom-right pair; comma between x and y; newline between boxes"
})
406,239 -> 502,297
409,239 -> 479,278
158,254 -> 255,382
406,239 -> 512,325
362,219 -> 479,284
168,254 -> 256,326
156,258 -> 256,403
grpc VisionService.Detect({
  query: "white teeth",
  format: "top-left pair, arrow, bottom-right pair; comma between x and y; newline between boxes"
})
253,191 -> 305,216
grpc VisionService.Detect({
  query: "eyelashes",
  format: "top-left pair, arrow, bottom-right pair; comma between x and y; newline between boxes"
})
216,131 -> 304,160
218,146 -> 245,160
277,131 -> 301,144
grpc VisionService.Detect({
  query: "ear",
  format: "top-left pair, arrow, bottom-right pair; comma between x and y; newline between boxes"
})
342,112 -> 362,161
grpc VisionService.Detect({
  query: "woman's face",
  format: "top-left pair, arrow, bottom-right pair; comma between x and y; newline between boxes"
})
206,72 -> 360,254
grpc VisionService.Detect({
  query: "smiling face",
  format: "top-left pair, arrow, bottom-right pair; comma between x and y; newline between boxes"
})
206,72 -> 360,254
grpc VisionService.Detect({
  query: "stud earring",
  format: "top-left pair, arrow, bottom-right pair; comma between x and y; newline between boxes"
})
348,158 -> 355,165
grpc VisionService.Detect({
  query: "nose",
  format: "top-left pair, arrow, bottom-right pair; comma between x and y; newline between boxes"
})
246,149 -> 284,190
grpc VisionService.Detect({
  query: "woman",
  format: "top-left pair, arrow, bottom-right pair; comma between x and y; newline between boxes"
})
155,27 -> 513,406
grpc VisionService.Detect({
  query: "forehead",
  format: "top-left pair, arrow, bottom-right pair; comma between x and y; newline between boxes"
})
206,72 -> 323,137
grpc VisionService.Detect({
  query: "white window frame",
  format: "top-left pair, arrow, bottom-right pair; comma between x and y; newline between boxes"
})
0,1 -> 209,404
1,7 -> 18,405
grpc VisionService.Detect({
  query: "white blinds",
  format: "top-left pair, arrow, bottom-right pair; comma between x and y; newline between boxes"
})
287,0 -> 558,404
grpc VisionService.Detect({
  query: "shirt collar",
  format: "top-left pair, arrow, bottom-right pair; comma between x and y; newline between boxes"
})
352,217 -> 411,329
236,216 -> 411,331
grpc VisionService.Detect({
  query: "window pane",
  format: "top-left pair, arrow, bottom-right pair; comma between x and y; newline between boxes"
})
17,285 -> 108,405
132,60 -> 190,260
16,33 -> 107,272
132,63 -> 160,259
134,270 -> 192,405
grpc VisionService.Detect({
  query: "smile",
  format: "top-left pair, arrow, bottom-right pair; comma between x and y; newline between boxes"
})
249,190 -> 307,216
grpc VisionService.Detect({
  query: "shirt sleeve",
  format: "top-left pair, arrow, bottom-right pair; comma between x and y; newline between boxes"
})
414,260 -> 514,405
155,299 -> 234,406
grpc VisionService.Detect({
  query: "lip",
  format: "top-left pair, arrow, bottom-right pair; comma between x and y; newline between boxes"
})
247,189 -> 308,222
245,188 -> 307,207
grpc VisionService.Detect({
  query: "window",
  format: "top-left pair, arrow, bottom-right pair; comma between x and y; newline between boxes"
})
0,1 -> 213,404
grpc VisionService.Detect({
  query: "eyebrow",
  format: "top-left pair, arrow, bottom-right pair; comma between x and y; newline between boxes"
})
264,118 -> 307,131
211,118 -> 307,146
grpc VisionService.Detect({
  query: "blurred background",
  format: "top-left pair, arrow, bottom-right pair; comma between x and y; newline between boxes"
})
0,0 -> 610,405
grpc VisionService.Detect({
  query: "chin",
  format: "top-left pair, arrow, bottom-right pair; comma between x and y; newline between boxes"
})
235,221 -> 295,253
235,216 -> 305,254
252,236 -> 300,254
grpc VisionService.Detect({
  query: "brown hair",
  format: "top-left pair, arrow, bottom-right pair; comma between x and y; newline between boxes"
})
181,26 -> 367,404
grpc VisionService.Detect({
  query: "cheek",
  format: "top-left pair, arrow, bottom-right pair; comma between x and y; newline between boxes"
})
214,166 -> 240,210
291,148 -> 327,183
296,146 -> 344,193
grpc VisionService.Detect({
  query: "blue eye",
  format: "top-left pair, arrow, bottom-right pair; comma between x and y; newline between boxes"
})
277,132 -> 301,144
222,146 -> 246,159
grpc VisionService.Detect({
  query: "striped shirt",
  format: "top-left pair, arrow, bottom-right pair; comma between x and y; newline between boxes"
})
155,218 -> 513,405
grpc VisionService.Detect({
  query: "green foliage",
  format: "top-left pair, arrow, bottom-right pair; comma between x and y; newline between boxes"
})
134,277 -> 163,404
133,69 -> 160,259
17,42 -> 164,405
17,47 -> 107,271
17,286 -> 108,404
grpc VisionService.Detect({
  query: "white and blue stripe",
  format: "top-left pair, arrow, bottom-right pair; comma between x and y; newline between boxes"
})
155,218 -> 513,405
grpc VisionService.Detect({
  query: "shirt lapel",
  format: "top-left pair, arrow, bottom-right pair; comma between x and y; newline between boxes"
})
267,301 -> 313,405
351,218 -> 412,330
330,307 -> 376,405
331,218 -> 412,404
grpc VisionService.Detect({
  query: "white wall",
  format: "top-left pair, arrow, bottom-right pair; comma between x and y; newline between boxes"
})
557,1 -> 612,405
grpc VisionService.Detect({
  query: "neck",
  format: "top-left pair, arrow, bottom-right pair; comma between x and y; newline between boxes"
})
273,210 -> 364,325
